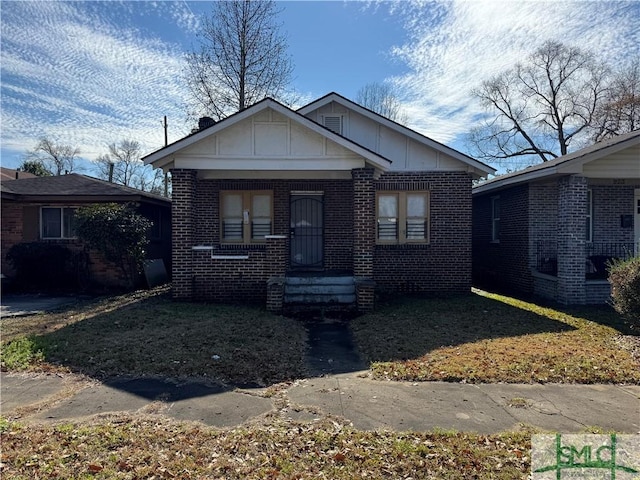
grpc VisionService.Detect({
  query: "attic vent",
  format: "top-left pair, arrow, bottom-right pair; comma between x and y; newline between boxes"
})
323,115 -> 342,134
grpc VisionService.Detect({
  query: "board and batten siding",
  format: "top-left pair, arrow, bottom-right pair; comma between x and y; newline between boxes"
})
303,101 -> 474,173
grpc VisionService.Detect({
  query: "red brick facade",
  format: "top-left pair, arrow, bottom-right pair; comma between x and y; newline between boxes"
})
2,198 -> 170,291
374,171 -> 473,294
171,168 -> 475,306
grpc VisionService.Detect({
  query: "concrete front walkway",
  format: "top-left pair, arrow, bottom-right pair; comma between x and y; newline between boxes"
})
1,372 -> 638,434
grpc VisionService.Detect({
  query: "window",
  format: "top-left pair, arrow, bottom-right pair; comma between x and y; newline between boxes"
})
322,115 -> 343,134
376,192 -> 429,244
585,189 -> 593,242
221,191 -> 273,243
491,196 -> 500,242
41,207 -> 77,239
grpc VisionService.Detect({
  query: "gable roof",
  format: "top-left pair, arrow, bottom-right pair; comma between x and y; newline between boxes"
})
297,92 -> 495,176
473,129 -> 640,194
143,97 -> 392,172
0,173 -> 170,205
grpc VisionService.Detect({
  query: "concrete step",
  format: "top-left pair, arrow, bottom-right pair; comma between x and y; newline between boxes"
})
285,276 -> 355,286
283,275 -> 356,306
284,294 -> 357,304
284,284 -> 356,296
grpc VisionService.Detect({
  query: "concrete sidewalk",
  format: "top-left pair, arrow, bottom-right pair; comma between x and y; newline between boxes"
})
2,372 -> 638,434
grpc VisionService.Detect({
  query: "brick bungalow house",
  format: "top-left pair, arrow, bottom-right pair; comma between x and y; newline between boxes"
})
1,173 -> 171,289
472,129 -> 640,305
143,93 -> 494,311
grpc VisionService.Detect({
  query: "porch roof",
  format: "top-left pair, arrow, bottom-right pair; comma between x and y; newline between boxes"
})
474,130 -> 640,195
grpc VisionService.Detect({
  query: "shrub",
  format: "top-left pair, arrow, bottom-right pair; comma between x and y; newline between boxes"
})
75,203 -> 151,289
5,242 -> 84,291
608,256 -> 640,329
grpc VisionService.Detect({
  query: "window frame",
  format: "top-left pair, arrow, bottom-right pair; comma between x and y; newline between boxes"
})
375,191 -> 430,245
220,190 -> 273,245
40,206 -> 78,240
491,196 -> 500,243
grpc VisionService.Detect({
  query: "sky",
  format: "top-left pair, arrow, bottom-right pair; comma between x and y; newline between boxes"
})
1,0 -> 639,176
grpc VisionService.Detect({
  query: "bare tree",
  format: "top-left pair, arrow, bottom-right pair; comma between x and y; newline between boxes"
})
26,138 -> 80,175
469,41 -> 609,166
356,82 -> 408,124
95,140 -> 143,188
185,0 -> 294,121
593,58 -> 640,141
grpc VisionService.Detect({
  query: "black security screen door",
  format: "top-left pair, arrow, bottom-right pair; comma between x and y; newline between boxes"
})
290,194 -> 324,269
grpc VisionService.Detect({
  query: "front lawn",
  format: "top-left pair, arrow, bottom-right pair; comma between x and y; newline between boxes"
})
0,415 -> 532,479
0,287 -> 307,386
352,289 -> 640,384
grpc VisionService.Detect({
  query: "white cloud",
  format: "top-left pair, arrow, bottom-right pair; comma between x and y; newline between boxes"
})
386,0 -> 640,148
0,1 -> 192,165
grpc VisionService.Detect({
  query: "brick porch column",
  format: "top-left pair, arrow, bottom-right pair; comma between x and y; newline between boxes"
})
352,167 -> 376,310
170,169 -> 197,300
557,175 -> 587,305
266,235 -> 287,313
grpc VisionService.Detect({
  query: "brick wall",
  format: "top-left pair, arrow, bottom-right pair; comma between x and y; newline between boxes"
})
591,183 -> 639,245
375,171 -> 473,295
1,201 -> 23,276
178,171 -> 476,303
472,184 -> 531,295
557,175 -> 588,304
528,182 -> 558,274
171,169 -> 197,299
188,177 -> 354,303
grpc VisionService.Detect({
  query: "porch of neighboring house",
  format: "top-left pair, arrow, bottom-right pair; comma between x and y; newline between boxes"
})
530,180 -> 640,305
533,239 -> 638,304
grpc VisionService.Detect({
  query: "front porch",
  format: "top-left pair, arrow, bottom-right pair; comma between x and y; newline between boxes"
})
533,240 -> 637,304
175,168 -> 379,312
535,240 -> 637,279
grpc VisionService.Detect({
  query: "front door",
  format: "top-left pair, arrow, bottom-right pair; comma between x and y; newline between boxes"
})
635,189 -> 640,255
290,193 -> 323,269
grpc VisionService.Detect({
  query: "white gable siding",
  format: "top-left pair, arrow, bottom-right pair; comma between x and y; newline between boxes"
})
407,139 -> 438,170
172,107 -> 366,177
290,122 -> 324,156
347,113 -> 379,151
303,103 -> 477,173
582,145 -> 640,178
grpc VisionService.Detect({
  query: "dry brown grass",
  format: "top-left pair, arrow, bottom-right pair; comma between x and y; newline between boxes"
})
0,415 -> 532,479
352,289 -> 640,384
1,287 -> 308,387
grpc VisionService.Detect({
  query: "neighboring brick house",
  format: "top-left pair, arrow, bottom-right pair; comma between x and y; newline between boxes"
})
472,130 -> 640,305
143,93 -> 494,311
1,174 -> 171,289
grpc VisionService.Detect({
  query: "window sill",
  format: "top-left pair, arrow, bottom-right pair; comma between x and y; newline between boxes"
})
375,243 -> 431,249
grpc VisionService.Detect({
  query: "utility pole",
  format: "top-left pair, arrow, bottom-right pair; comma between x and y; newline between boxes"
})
163,116 -> 168,147
163,116 -> 169,197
